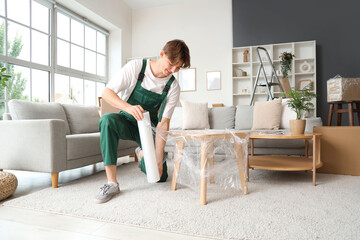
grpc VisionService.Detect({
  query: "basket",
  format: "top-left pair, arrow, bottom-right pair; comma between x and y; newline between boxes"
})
0,171 -> 18,201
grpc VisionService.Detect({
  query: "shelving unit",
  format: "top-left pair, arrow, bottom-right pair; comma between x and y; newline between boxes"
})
232,40 -> 316,114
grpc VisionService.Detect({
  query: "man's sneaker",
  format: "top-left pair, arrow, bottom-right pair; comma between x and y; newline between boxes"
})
94,183 -> 120,204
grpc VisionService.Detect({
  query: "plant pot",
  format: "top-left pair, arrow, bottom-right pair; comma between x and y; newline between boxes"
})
289,119 -> 306,135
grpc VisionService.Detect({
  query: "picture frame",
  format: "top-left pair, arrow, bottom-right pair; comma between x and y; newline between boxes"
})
207,71 -> 221,90
178,68 -> 196,92
299,79 -> 312,90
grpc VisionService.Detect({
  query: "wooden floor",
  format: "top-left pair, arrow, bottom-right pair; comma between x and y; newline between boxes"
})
0,157 -> 211,240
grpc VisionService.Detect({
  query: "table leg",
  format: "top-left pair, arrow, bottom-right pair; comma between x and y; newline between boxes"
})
312,135 -> 320,186
337,103 -> 342,126
209,141 -> 215,184
200,141 -> 208,205
356,102 -> 360,125
233,142 -> 248,195
327,104 -> 334,126
349,102 -> 354,126
251,139 -> 254,156
305,140 -> 308,158
171,139 -> 185,191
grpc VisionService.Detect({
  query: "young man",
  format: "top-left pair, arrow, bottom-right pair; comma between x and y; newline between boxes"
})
95,39 -> 190,203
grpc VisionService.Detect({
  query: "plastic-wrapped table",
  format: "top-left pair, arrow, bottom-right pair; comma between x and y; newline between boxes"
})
169,130 -> 248,205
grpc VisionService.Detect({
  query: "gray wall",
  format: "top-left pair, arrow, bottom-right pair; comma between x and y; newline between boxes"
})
232,0 -> 360,125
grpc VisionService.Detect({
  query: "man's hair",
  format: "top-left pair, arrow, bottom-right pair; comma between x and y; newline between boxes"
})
163,39 -> 190,68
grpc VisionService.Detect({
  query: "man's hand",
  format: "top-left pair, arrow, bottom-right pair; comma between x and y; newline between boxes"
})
124,104 -> 144,121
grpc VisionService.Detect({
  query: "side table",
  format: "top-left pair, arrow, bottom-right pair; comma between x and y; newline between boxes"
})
249,132 -> 322,186
169,130 -> 249,205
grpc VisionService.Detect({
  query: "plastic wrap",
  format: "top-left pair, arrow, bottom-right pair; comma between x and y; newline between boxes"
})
165,129 -> 249,193
327,76 -> 360,102
137,111 -> 160,183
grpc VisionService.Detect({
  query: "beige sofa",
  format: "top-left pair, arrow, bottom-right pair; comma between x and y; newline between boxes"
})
165,104 -> 323,159
0,100 -> 137,188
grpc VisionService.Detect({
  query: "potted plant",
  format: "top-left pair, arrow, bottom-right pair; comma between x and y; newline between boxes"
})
279,52 -> 295,95
282,86 -> 317,135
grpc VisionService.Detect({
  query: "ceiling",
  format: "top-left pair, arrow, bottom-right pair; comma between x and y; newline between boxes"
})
122,0 -> 191,9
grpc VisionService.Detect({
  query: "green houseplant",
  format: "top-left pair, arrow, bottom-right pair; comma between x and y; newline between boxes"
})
282,86 -> 317,134
0,65 -> 11,87
279,51 -> 295,78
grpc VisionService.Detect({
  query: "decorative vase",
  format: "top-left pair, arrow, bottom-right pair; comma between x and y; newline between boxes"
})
289,119 -> 306,135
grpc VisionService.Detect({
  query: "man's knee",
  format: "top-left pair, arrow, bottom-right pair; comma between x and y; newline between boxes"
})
99,113 -> 119,130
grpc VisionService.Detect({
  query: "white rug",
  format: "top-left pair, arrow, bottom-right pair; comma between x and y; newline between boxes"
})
2,161 -> 360,240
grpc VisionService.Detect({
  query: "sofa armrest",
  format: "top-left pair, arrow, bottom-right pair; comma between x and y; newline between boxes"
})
0,119 -> 67,173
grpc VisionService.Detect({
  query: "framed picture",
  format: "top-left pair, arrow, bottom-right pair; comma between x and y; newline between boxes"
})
299,79 -> 312,90
207,71 -> 221,90
178,68 -> 196,92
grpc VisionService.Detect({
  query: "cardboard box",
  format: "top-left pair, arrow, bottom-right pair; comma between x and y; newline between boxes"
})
313,126 -> 360,176
327,77 -> 360,102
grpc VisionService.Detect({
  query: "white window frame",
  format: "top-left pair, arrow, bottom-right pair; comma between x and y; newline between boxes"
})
0,0 -> 109,116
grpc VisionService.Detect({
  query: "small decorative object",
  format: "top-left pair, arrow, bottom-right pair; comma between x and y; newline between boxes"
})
235,68 -> 246,77
279,51 -> 295,78
207,71 -> 221,90
281,87 -> 317,135
243,50 -> 249,63
242,88 -> 247,93
299,79 -> 312,90
178,68 -> 196,92
300,61 -> 312,73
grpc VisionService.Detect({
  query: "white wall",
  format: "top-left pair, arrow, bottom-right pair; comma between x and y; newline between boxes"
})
132,0 -> 233,106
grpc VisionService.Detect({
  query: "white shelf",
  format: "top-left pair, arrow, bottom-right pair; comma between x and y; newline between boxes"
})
295,72 -> 315,76
232,40 -> 317,116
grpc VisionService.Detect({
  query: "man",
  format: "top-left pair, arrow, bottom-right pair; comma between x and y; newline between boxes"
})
95,39 -> 190,203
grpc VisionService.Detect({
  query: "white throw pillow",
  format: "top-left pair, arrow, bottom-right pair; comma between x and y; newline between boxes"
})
169,107 -> 183,130
252,98 -> 282,130
280,99 -> 297,129
180,100 -> 210,130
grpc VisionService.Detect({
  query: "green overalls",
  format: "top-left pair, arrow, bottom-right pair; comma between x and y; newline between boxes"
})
99,59 -> 175,182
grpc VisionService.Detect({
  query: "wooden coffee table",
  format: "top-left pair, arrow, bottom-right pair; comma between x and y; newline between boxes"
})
169,130 -> 249,205
249,132 -> 322,186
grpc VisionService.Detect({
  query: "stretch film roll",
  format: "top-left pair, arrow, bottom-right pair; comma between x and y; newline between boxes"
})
137,111 -> 160,183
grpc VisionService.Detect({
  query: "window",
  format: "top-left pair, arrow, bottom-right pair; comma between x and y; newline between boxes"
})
56,11 -> 107,77
0,0 -> 109,120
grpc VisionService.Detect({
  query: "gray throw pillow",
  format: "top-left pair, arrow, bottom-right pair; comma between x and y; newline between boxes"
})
235,105 -> 253,130
208,106 -> 236,129
8,99 -> 71,134
62,104 -> 100,134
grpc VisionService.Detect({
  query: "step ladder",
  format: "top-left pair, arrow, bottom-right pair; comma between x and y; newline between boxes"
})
250,47 -> 284,106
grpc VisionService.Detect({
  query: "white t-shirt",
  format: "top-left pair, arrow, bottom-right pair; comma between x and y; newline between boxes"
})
106,59 -> 180,119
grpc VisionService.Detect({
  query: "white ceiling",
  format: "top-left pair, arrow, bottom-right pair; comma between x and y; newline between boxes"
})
122,0 -> 191,9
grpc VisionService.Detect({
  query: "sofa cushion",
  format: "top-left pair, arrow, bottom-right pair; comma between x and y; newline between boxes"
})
208,106 -> 236,129
62,104 -> 100,134
252,98 -> 282,130
280,99 -> 297,129
180,100 -> 210,130
66,133 -> 138,160
8,99 -> 71,135
235,105 -> 253,130
169,107 -> 182,130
